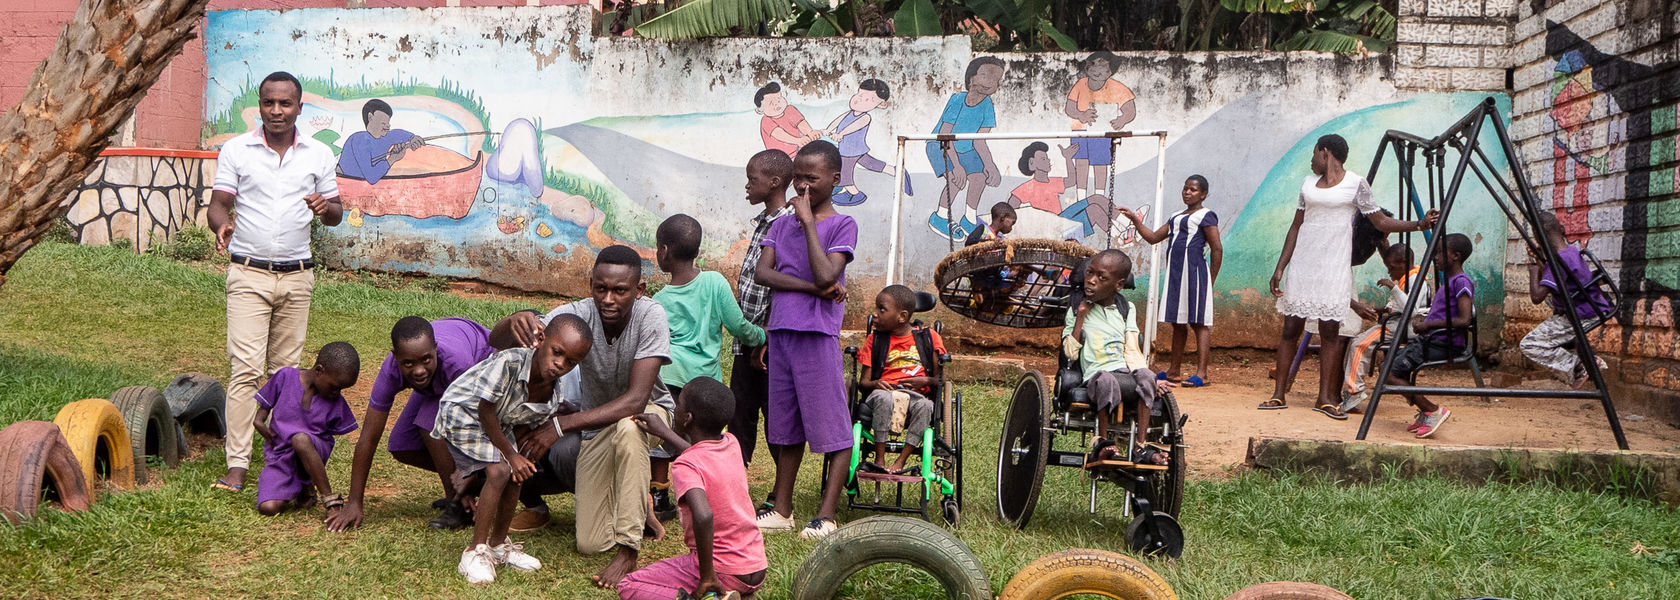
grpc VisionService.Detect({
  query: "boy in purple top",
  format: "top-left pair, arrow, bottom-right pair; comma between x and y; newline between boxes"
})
1382,233 -> 1476,439
328,316 -> 495,532
1522,211 -> 1613,388
254,341 -> 360,518
753,140 -> 857,540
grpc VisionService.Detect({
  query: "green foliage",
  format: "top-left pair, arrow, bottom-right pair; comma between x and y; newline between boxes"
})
207,76 -> 495,153
147,226 -> 218,263
892,0 -> 941,37
42,219 -> 75,244
634,0 -> 792,39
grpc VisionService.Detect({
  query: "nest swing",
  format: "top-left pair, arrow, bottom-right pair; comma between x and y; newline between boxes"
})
932,238 -> 1095,329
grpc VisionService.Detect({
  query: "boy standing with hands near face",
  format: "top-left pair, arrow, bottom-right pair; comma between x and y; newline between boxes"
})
754,140 -> 858,540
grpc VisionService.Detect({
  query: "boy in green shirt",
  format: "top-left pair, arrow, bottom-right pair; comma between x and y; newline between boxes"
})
655,214 -> 768,397
1064,250 -> 1173,468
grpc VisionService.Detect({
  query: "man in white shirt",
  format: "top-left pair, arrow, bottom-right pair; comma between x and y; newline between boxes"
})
207,71 -> 344,492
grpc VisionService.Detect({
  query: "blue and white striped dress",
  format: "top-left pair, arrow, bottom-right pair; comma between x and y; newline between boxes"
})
1161,207 -> 1217,326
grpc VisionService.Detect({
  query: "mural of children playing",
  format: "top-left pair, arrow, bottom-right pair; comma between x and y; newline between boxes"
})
926,57 -> 1005,241
756,82 -> 820,157
1007,142 -> 1112,240
1064,51 -> 1136,201
338,99 -> 425,185
823,78 -> 898,207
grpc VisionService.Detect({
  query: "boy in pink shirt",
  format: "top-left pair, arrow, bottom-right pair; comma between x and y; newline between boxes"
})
624,377 -> 767,600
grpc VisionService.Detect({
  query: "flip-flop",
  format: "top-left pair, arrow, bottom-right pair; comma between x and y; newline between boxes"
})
1313,404 -> 1349,421
1155,372 -> 1169,380
1183,375 -> 1208,387
212,478 -> 243,492
1257,398 -> 1288,410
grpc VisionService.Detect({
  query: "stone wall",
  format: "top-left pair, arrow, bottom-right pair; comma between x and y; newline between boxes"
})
63,150 -> 217,252
1505,0 -> 1679,420
1395,0 -> 1520,91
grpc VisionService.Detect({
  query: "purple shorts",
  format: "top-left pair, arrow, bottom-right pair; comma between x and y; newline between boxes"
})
257,433 -> 335,504
387,393 -> 441,454
766,330 -> 853,454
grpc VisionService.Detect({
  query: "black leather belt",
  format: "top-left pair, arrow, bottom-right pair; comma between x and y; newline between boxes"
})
231,255 -> 314,273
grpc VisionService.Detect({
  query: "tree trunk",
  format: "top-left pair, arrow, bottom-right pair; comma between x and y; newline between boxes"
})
0,0 -> 209,290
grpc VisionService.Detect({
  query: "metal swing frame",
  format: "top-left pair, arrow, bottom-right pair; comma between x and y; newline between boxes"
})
1356,97 -> 1628,450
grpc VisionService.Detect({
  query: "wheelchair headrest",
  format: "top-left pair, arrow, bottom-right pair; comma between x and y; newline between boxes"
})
1057,254 -> 1135,308
913,291 -> 938,314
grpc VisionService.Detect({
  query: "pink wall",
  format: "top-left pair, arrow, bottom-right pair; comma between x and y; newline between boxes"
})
0,0 -> 588,149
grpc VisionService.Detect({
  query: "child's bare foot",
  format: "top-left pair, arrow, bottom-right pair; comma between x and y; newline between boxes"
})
295,488 -> 318,511
592,545 -> 638,589
642,493 -> 666,541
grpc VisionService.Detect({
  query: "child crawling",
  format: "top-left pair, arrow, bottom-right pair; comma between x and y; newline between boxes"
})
254,341 -> 361,518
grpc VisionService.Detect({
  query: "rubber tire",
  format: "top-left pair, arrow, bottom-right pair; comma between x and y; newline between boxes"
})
1000,548 -> 1178,600
111,386 -> 182,484
997,370 -> 1050,529
792,516 -> 991,600
52,398 -> 136,493
0,421 -> 93,523
1142,391 -> 1186,518
1222,582 -> 1355,600
163,372 -> 226,437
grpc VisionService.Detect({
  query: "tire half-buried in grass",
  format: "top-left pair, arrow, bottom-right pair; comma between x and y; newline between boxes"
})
0,421 -> 93,523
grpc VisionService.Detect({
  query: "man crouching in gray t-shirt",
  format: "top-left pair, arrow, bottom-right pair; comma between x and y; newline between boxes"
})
489,244 -> 674,589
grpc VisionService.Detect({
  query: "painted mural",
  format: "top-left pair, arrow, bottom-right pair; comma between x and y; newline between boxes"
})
201,6 -> 1512,346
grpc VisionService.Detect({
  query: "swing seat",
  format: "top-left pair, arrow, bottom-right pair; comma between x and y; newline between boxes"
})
933,239 -> 1094,329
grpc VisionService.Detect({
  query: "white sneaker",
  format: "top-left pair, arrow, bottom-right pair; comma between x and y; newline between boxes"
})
799,517 -> 837,540
756,509 -> 795,532
491,541 -> 542,572
458,544 -> 497,584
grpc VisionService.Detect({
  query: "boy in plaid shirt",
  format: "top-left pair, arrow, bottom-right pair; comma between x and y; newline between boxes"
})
433,314 -> 593,584
730,149 -> 795,468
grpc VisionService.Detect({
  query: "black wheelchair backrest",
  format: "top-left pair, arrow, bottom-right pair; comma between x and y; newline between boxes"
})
913,291 -> 938,314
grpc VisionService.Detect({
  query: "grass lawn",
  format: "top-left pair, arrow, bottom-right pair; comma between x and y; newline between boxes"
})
2,242 -> 1678,599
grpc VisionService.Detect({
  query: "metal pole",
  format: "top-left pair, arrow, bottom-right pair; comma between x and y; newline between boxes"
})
1144,134 -> 1167,359
888,137 -> 907,286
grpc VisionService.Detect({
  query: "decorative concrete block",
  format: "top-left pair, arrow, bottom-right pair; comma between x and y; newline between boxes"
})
1483,0 -> 1517,18
1454,67 -> 1508,91
1429,0 -> 1482,18
1397,43 -> 1427,67
1426,45 -> 1483,67
1451,23 -> 1510,46
1397,19 -> 1454,44
1394,67 -> 1453,90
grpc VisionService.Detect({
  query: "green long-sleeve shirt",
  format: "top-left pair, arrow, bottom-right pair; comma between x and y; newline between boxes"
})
654,270 -> 767,387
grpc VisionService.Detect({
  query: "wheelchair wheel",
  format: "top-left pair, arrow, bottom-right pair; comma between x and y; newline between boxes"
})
942,498 -> 961,527
1126,511 -> 1185,559
997,371 -> 1050,529
1140,391 -> 1186,518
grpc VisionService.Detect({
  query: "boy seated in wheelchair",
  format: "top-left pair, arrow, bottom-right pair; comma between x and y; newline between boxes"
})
1063,250 -> 1174,468
1382,233 -> 1476,439
855,285 -> 948,475
1522,211 -> 1613,388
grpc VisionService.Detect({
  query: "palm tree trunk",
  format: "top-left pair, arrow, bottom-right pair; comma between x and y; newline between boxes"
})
0,0 -> 209,290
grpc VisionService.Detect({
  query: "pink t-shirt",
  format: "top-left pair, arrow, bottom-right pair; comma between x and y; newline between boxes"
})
760,106 -> 807,157
672,435 -> 768,576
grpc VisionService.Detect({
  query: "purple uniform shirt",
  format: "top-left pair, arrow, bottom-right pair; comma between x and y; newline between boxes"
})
1539,246 -> 1612,321
368,317 -> 494,413
761,213 -> 857,335
1425,272 -> 1476,348
258,367 -> 358,447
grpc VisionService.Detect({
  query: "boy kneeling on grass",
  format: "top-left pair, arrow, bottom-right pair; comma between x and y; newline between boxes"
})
624,377 -> 767,600
255,341 -> 360,518
856,284 -> 947,476
1063,250 -> 1174,468
433,314 -> 593,584
1382,233 -> 1476,439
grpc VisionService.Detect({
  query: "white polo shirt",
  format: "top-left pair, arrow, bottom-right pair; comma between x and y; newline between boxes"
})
212,129 -> 340,262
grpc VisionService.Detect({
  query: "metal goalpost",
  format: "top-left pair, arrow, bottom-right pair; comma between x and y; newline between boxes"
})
886,130 -> 1171,356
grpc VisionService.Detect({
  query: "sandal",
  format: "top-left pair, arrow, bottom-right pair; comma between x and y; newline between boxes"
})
1183,375 -> 1208,387
1257,398 -> 1288,410
1313,403 -> 1349,421
893,465 -> 922,476
1084,438 -> 1120,466
212,478 -> 244,492
858,461 -> 889,475
1131,443 -> 1171,468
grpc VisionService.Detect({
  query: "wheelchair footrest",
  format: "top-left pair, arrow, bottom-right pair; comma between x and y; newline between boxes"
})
857,471 -> 924,484
1084,459 -> 1168,472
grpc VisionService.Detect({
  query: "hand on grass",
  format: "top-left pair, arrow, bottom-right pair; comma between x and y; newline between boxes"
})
324,501 -> 363,532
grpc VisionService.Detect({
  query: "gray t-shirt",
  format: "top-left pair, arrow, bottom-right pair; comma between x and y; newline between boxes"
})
542,297 -> 674,439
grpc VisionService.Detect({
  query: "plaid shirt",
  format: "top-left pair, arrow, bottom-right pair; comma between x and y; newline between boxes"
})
431,348 -> 563,463
734,204 -> 794,355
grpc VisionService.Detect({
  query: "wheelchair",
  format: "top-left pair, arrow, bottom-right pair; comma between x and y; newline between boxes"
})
823,291 -> 964,526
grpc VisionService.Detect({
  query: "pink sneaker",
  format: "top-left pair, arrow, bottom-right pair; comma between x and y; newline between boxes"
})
1414,409 -> 1451,439
1406,412 -> 1427,433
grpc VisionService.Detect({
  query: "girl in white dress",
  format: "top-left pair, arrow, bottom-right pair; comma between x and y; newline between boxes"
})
1261,134 -> 1437,419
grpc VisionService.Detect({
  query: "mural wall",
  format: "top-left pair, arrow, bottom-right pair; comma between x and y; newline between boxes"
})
201,6 -> 1512,347
1508,0 -> 1679,414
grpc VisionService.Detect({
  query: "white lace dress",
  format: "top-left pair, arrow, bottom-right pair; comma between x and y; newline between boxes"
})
1277,173 -> 1381,324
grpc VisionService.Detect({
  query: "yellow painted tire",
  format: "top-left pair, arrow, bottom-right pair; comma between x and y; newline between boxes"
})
52,398 -> 136,493
1000,549 -> 1177,600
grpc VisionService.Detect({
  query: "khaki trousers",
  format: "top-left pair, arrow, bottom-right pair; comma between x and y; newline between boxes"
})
574,402 -> 668,554
224,264 -> 314,470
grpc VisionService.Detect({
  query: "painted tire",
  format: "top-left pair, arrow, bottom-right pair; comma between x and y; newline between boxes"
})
111,386 -> 183,483
792,516 -> 991,600
163,372 -> 225,437
0,421 -> 93,523
1222,582 -> 1356,600
52,398 -> 136,493
1000,549 -> 1177,600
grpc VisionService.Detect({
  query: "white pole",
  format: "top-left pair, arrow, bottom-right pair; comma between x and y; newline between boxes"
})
1144,135 -> 1167,360
888,137 -> 907,285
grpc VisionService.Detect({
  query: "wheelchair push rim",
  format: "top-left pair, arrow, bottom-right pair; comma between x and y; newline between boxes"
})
996,370 -> 1050,529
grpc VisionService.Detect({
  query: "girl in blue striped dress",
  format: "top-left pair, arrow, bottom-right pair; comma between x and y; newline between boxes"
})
1119,175 -> 1223,386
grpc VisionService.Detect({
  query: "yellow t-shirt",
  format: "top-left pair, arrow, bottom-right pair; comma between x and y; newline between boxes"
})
1068,77 -> 1136,131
